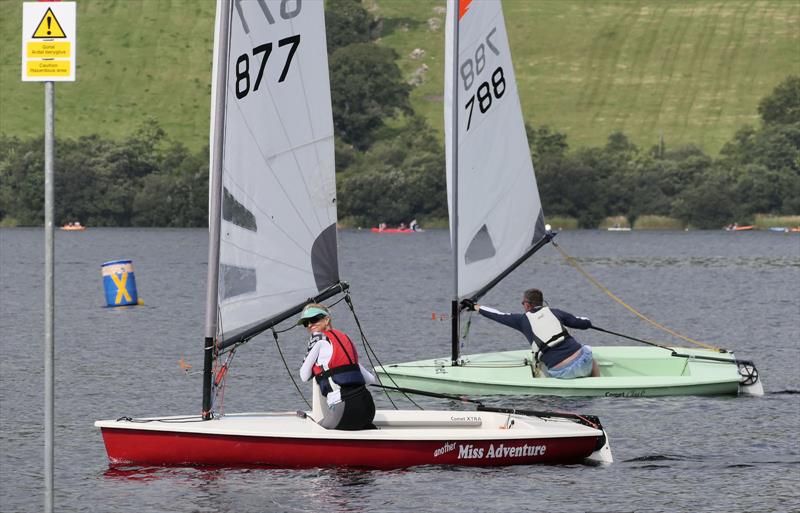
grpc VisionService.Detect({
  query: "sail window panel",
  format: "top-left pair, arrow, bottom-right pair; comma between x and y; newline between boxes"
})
222,187 -> 258,232
311,223 -> 340,291
465,224 -> 496,264
220,263 -> 257,299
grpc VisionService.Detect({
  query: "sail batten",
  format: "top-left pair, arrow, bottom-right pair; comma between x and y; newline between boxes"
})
445,0 -> 545,301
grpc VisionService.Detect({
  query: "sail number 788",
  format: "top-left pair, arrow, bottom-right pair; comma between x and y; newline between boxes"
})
465,67 -> 506,131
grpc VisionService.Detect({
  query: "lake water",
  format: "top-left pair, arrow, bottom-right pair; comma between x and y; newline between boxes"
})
1,228 -> 798,513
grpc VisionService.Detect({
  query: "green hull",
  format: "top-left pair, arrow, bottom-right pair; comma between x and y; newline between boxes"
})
375,346 -> 744,397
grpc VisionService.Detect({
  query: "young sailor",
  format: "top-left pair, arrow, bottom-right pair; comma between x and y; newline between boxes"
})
298,304 -> 378,429
461,289 -> 600,378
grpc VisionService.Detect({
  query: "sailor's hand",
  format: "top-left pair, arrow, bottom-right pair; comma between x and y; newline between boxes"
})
460,298 -> 476,312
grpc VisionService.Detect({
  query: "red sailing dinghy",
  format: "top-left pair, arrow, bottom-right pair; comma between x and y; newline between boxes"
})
95,0 -> 612,469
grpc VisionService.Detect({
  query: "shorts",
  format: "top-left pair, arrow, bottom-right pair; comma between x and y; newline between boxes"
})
545,346 -> 593,379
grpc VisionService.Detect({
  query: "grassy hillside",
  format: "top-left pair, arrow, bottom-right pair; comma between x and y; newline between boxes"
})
2,0 -> 798,153
378,0 -> 800,153
0,0 -> 215,148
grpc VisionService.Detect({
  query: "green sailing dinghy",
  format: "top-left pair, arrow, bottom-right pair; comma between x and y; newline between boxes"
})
376,0 -> 763,399
376,346 -> 763,398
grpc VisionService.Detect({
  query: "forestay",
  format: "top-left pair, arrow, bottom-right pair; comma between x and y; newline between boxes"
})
444,0 -> 546,299
210,0 -> 339,346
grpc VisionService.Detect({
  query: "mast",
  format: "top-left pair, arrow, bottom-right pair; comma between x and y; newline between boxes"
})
450,0 -> 461,366
203,0 -> 232,420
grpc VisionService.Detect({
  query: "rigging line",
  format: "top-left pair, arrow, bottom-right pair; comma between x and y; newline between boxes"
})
373,385 -> 484,406
551,240 -> 721,351
342,293 -> 422,411
272,328 -> 311,409
591,326 -> 754,366
211,308 -> 225,415
213,349 -> 237,416
116,416 -> 207,423
341,293 -> 403,410
384,362 -> 529,369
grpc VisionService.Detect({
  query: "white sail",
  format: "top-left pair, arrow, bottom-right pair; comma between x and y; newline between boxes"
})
445,0 -> 546,299
210,0 -> 338,344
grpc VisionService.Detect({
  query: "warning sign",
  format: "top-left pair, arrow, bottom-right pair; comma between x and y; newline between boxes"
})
22,2 -> 77,82
32,8 -> 67,39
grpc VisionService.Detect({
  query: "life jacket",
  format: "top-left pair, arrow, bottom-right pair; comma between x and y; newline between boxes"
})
312,329 -> 365,396
526,307 -> 570,362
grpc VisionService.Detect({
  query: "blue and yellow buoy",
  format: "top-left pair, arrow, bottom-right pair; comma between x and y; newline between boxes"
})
101,259 -> 142,307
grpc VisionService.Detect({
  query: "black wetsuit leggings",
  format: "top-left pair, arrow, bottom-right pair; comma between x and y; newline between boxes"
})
319,385 -> 376,430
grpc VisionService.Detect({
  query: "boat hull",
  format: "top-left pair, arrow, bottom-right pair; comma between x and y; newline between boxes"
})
376,346 -> 758,398
96,410 -> 608,468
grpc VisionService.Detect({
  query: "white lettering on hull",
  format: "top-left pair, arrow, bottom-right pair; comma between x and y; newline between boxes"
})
433,443 -> 548,460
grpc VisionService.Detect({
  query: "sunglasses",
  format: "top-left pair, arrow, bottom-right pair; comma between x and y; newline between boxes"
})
301,314 -> 327,327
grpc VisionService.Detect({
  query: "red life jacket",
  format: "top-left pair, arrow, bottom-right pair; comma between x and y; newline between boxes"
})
312,329 -> 365,395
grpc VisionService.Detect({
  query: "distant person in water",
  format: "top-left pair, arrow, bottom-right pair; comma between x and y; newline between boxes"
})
460,288 -> 599,378
298,304 -> 377,429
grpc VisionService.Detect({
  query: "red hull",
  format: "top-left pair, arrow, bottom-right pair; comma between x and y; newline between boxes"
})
100,428 -> 600,469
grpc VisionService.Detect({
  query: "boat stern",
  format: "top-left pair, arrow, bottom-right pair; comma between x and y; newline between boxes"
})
585,428 -> 613,465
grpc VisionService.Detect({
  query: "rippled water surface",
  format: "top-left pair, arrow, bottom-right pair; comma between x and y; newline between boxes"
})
1,228 -> 798,512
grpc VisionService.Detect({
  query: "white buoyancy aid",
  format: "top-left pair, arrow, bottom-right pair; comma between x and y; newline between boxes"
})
525,307 -> 569,361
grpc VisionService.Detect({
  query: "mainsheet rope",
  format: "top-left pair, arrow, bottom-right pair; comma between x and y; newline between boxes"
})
551,240 -> 722,351
343,293 -> 424,410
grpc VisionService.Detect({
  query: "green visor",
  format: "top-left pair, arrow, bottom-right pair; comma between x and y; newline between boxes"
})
297,306 -> 329,325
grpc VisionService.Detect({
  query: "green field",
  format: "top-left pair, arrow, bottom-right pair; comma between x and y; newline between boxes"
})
2,0 -> 798,153
0,0 -> 216,148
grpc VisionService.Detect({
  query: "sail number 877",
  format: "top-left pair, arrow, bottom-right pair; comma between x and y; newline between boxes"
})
235,35 -> 300,100
465,66 -> 506,131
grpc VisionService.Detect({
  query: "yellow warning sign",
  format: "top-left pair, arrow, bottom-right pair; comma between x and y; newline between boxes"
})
26,60 -> 71,76
32,8 -> 67,39
27,42 -> 71,58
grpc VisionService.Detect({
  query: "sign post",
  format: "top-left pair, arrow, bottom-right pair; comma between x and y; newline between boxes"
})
22,3 -> 76,512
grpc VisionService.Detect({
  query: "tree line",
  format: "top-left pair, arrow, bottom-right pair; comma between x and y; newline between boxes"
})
1,0 -> 797,229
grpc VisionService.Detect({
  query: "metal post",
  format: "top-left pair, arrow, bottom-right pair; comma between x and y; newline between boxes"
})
203,0 -> 232,420
450,0 -> 461,366
44,80 -> 55,513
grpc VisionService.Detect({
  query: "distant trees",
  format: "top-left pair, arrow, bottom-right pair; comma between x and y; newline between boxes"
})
1,0 -> 797,233
528,75 -> 800,228
329,44 -> 412,150
0,121 -> 207,227
325,0 -> 377,53
338,116 -> 445,226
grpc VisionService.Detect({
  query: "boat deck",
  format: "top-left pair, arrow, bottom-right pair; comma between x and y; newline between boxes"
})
376,346 -> 743,397
95,409 -> 598,440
